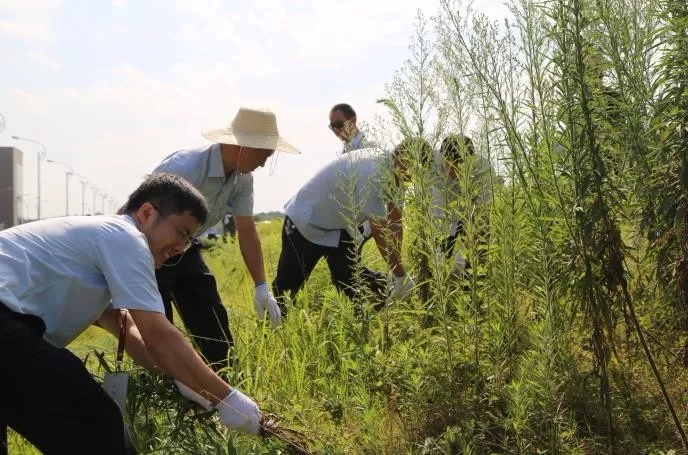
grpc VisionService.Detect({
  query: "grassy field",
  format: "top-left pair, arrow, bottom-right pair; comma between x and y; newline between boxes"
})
7,213 -> 688,454
7,219 -> 408,454
8,0 -> 688,452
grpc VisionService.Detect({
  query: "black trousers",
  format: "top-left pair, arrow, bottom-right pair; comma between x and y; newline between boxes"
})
272,217 -> 387,314
155,240 -> 234,371
0,303 -> 136,455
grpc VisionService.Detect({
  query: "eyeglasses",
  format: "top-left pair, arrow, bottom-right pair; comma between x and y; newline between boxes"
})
328,120 -> 346,130
151,204 -> 194,249
173,225 -> 194,250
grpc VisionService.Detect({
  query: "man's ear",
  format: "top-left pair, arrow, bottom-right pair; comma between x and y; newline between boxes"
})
135,202 -> 156,226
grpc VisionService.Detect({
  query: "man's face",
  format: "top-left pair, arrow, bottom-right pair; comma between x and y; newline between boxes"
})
329,109 -> 357,142
236,147 -> 275,173
446,159 -> 460,181
138,203 -> 200,268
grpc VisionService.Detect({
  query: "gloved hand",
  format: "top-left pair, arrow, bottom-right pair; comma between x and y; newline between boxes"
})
216,388 -> 262,435
254,283 -> 282,327
390,274 -> 415,301
360,220 -> 373,239
174,379 -> 212,411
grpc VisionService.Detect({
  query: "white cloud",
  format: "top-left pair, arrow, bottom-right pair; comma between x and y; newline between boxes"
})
11,89 -> 43,113
25,48 -> 60,69
0,0 -> 62,43
171,0 -> 439,72
1,0 -> 512,218
0,18 -> 53,43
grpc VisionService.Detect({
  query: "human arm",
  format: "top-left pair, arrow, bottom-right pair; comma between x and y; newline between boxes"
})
94,308 -> 158,372
93,226 -> 260,433
235,214 -> 282,325
369,202 -> 406,277
235,215 -> 267,284
127,309 -> 230,404
128,309 -> 262,433
370,202 -> 415,300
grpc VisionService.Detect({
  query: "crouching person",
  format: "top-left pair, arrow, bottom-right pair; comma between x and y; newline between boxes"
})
272,142 -> 419,317
0,173 -> 261,455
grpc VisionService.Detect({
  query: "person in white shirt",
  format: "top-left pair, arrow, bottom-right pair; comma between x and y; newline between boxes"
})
271,139 -> 430,315
0,173 -> 263,455
328,103 -> 375,154
431,134 -> 495,275
328,103 -> 377,254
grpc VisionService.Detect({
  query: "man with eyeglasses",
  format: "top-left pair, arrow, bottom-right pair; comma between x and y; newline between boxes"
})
143,107 -> 299,372
0,173 -> 264,455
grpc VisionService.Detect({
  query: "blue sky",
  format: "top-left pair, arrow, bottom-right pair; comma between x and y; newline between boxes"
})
0,0 -> 509,218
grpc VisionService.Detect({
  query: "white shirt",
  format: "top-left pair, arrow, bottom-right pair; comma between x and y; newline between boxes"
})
285,148 -> 399,247
0,215 -> 164,347
342,131 -> 376,154
429,151 -> 495,235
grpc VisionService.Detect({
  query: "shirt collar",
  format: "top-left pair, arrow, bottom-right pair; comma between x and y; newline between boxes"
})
347,131 -> 365,150
209,143 -> 226,178
122,213 -> 137,227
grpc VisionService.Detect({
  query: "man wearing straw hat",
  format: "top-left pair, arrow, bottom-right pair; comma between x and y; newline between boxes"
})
147,107 -> 299,371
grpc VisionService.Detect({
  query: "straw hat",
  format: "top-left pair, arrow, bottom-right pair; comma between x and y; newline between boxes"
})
202,107 -> 300,154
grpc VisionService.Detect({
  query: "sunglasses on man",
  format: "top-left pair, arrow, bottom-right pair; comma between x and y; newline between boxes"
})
328,120 -> 346,130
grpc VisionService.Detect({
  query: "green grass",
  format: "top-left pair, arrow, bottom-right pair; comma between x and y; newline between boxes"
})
9,213 -> 688,453
7,219 -> 402,454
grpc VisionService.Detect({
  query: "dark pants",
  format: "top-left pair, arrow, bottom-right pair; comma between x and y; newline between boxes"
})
155,240 -> 234,371
272,217 -> 387,315
0,303 -> 136,455
223,220 -> 236,239
440,221 -> 464,258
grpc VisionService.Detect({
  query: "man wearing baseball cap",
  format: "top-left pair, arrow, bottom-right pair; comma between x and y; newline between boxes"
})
142,107 -> 299,371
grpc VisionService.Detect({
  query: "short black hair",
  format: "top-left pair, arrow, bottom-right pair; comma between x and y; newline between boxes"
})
330,103 -> 356,119
440,134 -> 475,166
124,173 -> 208,225
393,136 -> 434,168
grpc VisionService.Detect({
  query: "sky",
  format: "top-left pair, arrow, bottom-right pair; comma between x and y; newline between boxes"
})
0,0 -> 510,219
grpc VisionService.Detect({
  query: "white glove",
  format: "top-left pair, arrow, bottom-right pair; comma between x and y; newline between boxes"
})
360,220 -> 372,238
216,388 -> 262,435
174,379 -> 212,411
254,283 -> 282,327
390,274 -> 415,301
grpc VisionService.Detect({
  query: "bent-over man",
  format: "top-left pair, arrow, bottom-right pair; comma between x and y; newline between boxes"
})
0,173 -> 263,455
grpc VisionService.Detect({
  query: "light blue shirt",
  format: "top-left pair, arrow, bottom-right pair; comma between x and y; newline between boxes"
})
0,215 -> 164,348
430,151 -> 496,235
285,148 -> 398,247
342,131 -> 376,154
152,143 -> 254,236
